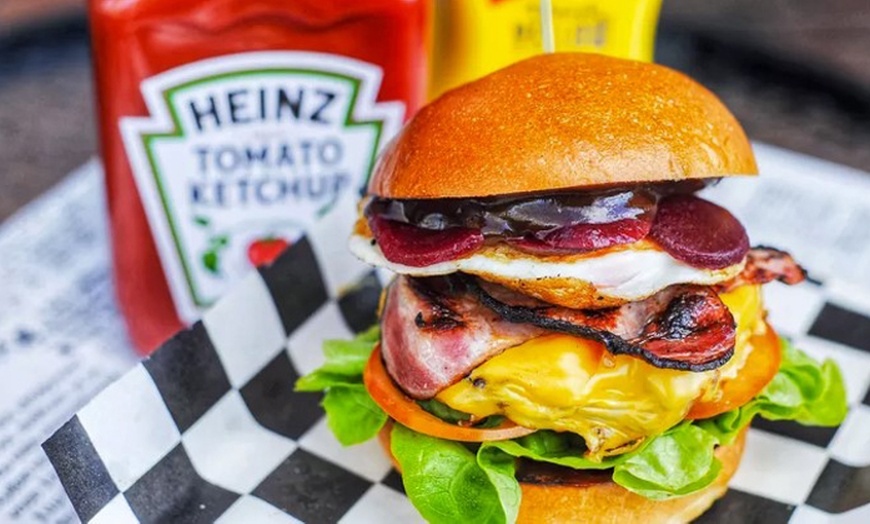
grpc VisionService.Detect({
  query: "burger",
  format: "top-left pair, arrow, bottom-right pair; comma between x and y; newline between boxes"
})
296,53 -> 847,523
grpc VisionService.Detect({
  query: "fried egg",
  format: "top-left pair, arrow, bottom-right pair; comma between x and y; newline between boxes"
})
349,231 -> 744,308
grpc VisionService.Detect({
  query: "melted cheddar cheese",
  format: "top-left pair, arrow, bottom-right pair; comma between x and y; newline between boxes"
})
436,285 -> 764,460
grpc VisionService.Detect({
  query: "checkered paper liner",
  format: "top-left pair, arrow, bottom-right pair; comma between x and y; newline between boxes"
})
42,187 -> 870,524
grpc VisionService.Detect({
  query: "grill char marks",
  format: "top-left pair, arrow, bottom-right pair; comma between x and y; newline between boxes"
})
716,246 -> 806,293
634,289 -> 737,368
380,275 -> 543,399
467,277 -> 736,371
408,277 -> 465,331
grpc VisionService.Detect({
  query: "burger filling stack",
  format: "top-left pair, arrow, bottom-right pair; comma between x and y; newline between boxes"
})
297,54 -> 847,524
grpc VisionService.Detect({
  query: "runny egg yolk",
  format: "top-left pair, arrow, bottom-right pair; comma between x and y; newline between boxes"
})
435,285 -> 765,461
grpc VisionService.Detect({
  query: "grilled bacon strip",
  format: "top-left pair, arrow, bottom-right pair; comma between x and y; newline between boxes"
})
379,247 -> 806,399
380,275 -> 543,399
468,278 -> 736,371
380,275 -> 736,399
716,246 -> 806,293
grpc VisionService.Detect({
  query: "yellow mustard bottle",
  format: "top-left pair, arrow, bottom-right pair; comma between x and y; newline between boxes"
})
431,0 -> 663,98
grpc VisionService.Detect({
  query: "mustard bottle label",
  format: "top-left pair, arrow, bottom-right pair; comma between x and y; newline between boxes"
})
431,0 -> 663,98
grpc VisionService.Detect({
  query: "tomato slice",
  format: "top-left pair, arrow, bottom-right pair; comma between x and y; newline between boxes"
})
687,322 -> 782,420
364,345 -> 536,441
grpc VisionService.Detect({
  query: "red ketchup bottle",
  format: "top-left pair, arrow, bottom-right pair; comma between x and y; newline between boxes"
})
89,0 -> 432,354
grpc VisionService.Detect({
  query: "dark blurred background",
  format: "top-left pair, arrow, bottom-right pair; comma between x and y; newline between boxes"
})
1,0 -> 869,222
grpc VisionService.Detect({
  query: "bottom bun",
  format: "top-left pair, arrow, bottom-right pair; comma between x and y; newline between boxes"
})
377,423 -> 746,524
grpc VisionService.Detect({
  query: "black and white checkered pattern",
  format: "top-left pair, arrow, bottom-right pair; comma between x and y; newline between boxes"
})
42,191 -> 870,523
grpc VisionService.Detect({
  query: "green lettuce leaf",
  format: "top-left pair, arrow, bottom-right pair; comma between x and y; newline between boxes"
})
477,446 -> 522,524
391,424 -> 520,524
302,328 -> 849,522
417,399 -> 472,424
482,423 -> 719,499
295,326 -> 380,391
479,339 -> 846,501
322,385 -> 388,445
611,423 -> 721,499
417,399 -> 506,428
294,326 -> 386,445
482,431 -> 626,471
698,338 -> 847,444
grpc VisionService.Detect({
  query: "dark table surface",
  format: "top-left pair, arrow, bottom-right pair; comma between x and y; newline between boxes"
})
1,0 -> 869,223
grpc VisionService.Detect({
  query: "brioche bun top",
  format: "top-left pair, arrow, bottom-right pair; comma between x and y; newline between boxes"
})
369,53 -> 757,199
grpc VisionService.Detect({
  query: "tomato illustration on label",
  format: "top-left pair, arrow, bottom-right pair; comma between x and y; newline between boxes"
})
247,237 -> 290,267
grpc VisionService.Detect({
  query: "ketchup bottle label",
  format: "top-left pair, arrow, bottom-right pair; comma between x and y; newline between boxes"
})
120,51 -> 404,322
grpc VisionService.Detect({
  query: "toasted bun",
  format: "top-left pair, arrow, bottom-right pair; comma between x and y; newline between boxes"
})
378,424 -> 746,524
370,53 -> 756,199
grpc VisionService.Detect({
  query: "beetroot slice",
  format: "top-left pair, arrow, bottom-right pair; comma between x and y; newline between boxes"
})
510,218 -> 652,255
649,195 -> 749,269
370,216 -> 484,267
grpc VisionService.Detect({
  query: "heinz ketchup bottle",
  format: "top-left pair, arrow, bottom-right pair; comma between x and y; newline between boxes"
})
89,0 -> 432,354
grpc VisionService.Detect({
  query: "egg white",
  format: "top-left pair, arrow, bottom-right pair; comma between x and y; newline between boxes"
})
349,233 -> 743,302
